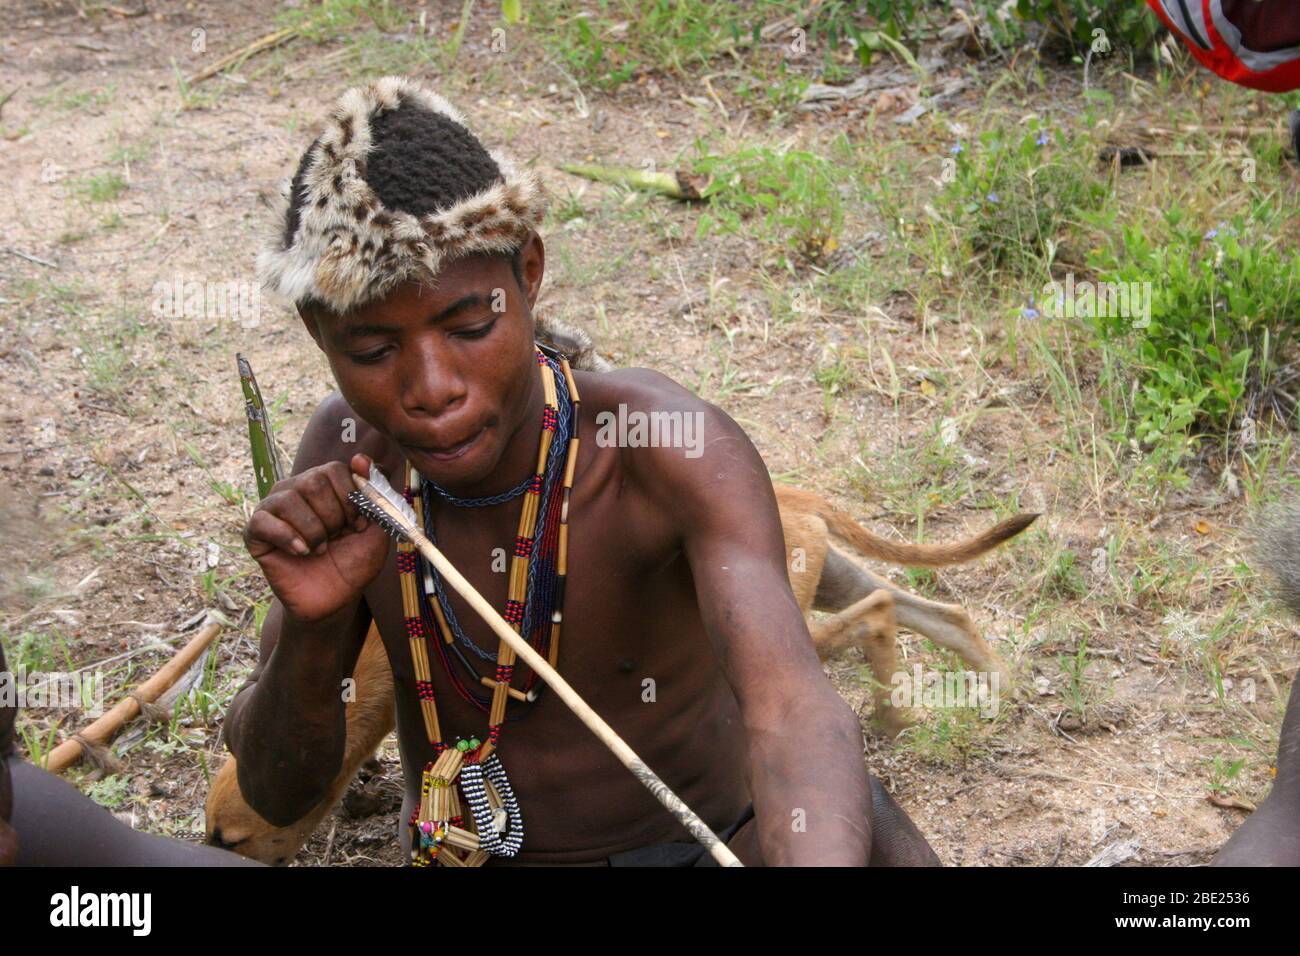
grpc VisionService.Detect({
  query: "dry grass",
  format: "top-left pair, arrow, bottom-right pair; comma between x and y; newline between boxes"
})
1,0 -> 1297,866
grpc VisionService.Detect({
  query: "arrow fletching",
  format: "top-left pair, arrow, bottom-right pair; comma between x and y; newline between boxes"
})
348,463 -> 419,542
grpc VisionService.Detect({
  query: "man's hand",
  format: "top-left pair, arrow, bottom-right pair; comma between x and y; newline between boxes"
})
244,453 -> 390,624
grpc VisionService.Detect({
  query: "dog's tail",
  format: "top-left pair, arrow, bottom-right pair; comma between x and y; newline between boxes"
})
1257,501 -> 1300,619
780,487 -> 1038,568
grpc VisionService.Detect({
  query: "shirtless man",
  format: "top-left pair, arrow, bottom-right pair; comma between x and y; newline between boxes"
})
222,77 -> 938,867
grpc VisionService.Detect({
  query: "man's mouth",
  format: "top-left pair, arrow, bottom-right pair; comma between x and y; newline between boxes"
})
407,428 -> 485,463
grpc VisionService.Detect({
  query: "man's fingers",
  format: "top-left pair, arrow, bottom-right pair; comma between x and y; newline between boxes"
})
267,490 -> 334,551
304,468 -> 352,535
246,461 -> 375,561
246,509 -> 311,558
323,461 -> 366,525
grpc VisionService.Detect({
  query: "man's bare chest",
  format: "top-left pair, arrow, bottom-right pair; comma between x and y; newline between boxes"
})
357,442 -> 710,745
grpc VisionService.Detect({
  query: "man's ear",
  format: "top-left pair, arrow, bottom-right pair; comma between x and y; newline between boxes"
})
297,303 -> 325,349
520,231 -> 545,311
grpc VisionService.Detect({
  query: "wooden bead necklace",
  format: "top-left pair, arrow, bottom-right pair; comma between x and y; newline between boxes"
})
395,346 -> 581,867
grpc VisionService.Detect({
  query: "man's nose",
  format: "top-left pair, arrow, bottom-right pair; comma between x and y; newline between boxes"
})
400,340 -> 466,418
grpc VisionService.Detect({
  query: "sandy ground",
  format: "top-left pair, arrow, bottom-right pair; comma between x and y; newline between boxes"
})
1,0 -> 1295,867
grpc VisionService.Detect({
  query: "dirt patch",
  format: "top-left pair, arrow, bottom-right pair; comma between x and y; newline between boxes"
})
1,1 -> 1294,866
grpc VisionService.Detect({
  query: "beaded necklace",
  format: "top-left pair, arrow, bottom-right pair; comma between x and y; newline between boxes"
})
395,347 -> 581,867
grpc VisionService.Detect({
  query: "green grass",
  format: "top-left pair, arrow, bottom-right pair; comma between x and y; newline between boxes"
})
938,118 -> 1107,282
692,136 -> 852,269
5,628 -> 70,673
524,0 -> 934,93
78,317 -> 142,414
75,172 -> 128,204
17,718 -> 62,766
32,81 -> 118,114
270,0 -> 456,79
1057,637 -> 1110,723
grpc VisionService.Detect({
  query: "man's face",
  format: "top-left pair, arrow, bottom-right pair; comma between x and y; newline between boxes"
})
302,236 -> 545,491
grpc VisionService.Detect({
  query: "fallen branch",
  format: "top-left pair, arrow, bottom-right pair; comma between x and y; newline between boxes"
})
3,247 -> 58,269
45,616 -> 224,774
186,27 -> 298,85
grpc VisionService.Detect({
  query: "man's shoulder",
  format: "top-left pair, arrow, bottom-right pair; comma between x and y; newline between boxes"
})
290,391 -> 388,474
577,367 -> 755,493
579,366 -> 724,422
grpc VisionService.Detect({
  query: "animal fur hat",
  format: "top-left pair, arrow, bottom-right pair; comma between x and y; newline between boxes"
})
258,76 -> 549,317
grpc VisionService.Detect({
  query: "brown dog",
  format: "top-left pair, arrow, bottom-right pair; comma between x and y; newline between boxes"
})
206,486 -> 1034,863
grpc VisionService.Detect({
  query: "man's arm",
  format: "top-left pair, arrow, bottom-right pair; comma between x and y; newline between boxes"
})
222,394 -> 378,827
10,762 -> 264,865
222,599 -> 370,827
626,372 -> 872,866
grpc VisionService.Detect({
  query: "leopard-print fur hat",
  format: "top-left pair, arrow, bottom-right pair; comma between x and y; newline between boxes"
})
257,76 -> 548,317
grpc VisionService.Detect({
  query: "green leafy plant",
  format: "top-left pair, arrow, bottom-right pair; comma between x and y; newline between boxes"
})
1083,203 -> 1300,480
941,121 -> 1103,280
1206,754 -> 1248,796
1058,637 -> 1098,722
85,774 -> 132,809
693,141 -> 847,267
978,0 -> 1161,53
17,718 -> 61,766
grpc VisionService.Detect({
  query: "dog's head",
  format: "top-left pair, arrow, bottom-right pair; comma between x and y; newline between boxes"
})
205,757 -> 317,866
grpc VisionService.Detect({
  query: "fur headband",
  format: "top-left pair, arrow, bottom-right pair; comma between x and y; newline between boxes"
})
257,76 -> 549,316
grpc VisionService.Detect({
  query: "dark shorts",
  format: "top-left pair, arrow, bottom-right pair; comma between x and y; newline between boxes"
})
605,803 -> 755,867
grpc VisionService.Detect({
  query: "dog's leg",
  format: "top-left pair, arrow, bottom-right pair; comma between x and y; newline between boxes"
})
815,547 -> 1008,682
780,511 -> 830,615
809,588 -> 915,736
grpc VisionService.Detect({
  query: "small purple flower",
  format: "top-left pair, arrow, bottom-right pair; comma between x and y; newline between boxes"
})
1023,306 -> 1040,320
987,192 -> 1000,204
1035,130 -> 1050,146
951,141 -> 964,155
1204,228 -> 1218,240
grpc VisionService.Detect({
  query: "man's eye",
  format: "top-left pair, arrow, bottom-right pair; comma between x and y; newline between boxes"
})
351,347 -> 391,364
455,318 -> 498,340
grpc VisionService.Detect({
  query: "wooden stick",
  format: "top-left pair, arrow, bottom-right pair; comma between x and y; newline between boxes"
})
186,27 -> 298,85
352,473 -> 743,867
479,675 -> 529,702
45,619 -> 223,773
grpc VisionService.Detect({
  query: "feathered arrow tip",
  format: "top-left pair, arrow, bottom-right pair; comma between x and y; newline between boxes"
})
348,462 -> 419,542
